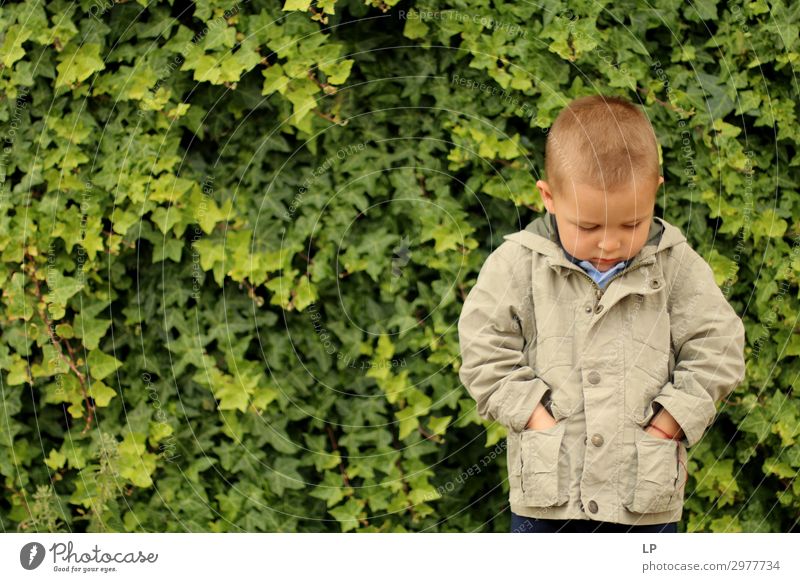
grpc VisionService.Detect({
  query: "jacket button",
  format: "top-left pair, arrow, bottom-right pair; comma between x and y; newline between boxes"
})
588,500 -> 598,513
650,279 -> 661,289
584,305 -> 592,313
594,304 -> 604,313
587,371 -> 601,384
591,434 -> 604,447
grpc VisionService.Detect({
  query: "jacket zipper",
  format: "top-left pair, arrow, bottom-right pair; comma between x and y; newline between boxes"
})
566,260 -> 653,306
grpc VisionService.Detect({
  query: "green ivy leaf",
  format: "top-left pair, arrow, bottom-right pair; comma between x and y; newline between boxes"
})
3,272 -> 35,321
73,313 -> 112,351
1,25 -> 32,68
262,63 -> 288,96
44,275 -> 84,310
395,407 -> 418,440
403,10 -> 429,40
282,0 -> 312,11
89,380 -> 117,407
427,415 -> 451,436
694,458 -> 739,507
45,448 -> 67,471
118,433 -> 157,488
7,357 -> 31,386
87,350 -> 123,381
55,43 -> 106,88
293,274 -> 318,311
328,497 -> 365,532
750,209 -> 788,243
310,471 -> 349,508
320,59 -> 354,85
706,249 -> 738,286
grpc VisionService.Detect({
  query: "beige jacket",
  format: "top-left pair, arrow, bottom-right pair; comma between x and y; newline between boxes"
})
457,212 -> 746,525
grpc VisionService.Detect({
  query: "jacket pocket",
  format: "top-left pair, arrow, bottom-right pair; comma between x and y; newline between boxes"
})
624,429 -> 680,514
519,421 -> 568,507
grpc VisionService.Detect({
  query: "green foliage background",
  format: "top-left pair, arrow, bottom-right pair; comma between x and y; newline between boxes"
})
1,0 -> 798,532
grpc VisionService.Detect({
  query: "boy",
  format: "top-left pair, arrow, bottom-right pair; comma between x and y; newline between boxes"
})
457,95 -> 746,533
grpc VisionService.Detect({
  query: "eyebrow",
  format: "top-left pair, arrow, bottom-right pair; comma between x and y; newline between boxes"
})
574,215 -> 650,227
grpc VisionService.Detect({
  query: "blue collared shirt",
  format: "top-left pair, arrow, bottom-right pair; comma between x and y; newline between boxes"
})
574,258 -> 628,289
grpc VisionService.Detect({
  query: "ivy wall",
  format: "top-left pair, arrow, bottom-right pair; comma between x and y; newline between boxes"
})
1,0 -> 798,532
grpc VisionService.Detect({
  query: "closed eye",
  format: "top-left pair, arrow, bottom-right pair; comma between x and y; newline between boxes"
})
579,222 -> 641,231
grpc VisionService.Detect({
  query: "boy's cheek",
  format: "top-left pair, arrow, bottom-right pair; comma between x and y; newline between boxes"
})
558,228 -> 582,254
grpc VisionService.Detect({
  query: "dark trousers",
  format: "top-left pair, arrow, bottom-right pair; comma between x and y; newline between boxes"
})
511,511 -> 678,533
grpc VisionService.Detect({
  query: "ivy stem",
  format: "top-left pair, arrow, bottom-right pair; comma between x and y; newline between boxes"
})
636,85 -> 694,117
307,70 -> 334,94
312,108 -> 347,126
418,424 -> 443,443
325,424 -> 351,488
24,253 -> 94,433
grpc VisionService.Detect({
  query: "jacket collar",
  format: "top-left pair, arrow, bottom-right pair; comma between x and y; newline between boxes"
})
503,211 -> 685,272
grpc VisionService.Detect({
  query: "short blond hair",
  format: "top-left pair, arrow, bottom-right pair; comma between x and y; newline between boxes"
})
544,95 -> 660,194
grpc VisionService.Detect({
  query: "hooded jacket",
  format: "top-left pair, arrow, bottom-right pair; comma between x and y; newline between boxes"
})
457,212 -> 746,525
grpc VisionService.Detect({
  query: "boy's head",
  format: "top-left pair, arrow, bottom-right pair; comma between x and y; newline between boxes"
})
536,95 -> 664,271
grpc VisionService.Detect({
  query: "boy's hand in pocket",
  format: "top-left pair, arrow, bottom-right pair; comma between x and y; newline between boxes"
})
525,403 -> 557,431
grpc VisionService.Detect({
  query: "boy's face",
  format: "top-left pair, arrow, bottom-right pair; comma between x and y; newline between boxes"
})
536,175 -> 664,272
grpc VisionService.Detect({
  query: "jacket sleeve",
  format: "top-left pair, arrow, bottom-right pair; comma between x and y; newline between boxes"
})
457,244 -> 551,433
653,249 -> 746,448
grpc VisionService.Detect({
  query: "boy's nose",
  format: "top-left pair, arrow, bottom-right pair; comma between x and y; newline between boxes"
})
598,240 -> 621,252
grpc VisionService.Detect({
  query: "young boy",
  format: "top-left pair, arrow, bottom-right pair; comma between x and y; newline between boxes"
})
457,95 -> 746,533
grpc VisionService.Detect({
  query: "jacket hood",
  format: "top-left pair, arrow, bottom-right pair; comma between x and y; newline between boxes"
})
503,212 -> 687,269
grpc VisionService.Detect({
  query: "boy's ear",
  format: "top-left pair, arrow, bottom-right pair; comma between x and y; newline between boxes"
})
536,180 -> 555,214
658,175 -> 664,186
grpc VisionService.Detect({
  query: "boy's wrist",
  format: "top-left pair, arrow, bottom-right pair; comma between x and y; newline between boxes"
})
650,408 -> 684,439
647,424 -> 677,439
532,402 -> 551,419
525,402 -> 552,427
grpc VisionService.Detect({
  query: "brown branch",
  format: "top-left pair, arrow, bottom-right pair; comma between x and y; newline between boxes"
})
418,424 -> 444,443
457,283 -> 467,302
312,108 -> 348,126
307,70 -> 335,94
24,253 -> 94,433
417,174 -> 430,197
325,424 -> 351,488
306,4 -> 329,25
636,85 -> 694,117
27,269 -> 86,385
491,158 -> 516,168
